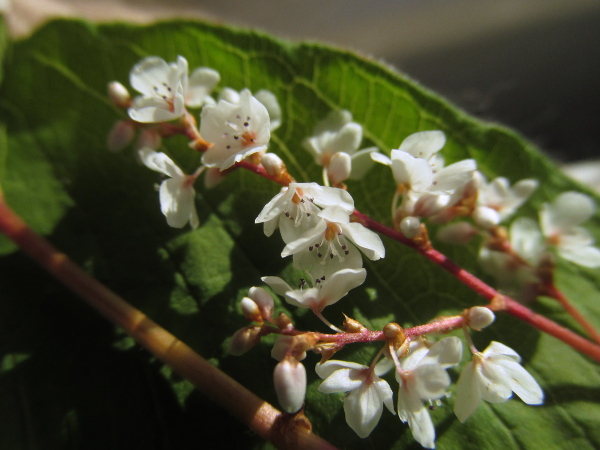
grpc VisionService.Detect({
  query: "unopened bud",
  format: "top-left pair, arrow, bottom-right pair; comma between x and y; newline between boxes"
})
274,358 -> 306,413
274,312 -> 293,331
136,128 -> 162,150
466,306 -> 495,331
383,322 -> 406,349
343,314 -> 366,333
107,120 -> 135,152
400,216 -> 421,239
240,297 -> 262,322
228,326 -> 261,356
437,222 -> 478,244
204,167 -> 226,189
473,206 -> 500,230
248,286 -> 274,319
107,81 -> 131,108
328,152 -> 351,185
261,153 -> 285,178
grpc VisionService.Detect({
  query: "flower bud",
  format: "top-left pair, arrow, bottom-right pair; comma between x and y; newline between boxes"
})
107,120 -> 135,152
107,81 -> 131,108
228,326 -> 261,356
261,153 -> 285,178
273,357 -> 306,413
204,167 -> 226,189
473,206 -> 500,230
400,216 -> 421,239
240,297 -> 262,322
466,306 -> 495,331
248,286 -> 274,319
437,222 -> 478,244
136,128 -> 162,150
328,152 -> 351,185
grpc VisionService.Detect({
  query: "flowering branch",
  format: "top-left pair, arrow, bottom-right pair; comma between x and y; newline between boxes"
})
0,194 -> 337,450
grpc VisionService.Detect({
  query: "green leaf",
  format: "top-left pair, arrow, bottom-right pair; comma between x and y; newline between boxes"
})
1,18 -> 599,449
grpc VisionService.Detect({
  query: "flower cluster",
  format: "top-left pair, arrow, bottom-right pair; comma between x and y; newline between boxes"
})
103,54 -> 600,449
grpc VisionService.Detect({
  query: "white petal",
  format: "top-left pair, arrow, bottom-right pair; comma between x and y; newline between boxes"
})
390,151 -> 433,190
495,359 -> 544,405
454,361 -> 481,422
399,130 -> 446,161
128,94 -> 182,123
302,183 -> 355,212
342,223 -> 386,260
318,367 -> 365,393
138,148 -> 184,178
186,67 -> 220,107
370,152 -> 392,166
540,191 -> 596,236
431,159 -> 476,193
285,287 -> 319,309
255,188 -> 288,224
419,336 -> 463,368
398,386 -> 436,449
316,360 -> 368,379
317,268 -> 367,307
344,381 -> 385,438
255,89 -> 282,131
559,244 -> 600,268
281,220 -> 328,257
274,359 -> 306,413
478,358 -> 514,403
412,364 -> 451,400
130,56 -> 171,94
326,122 -> 363,155
483,341 -> 522,362
261,276 -> 292,296
510,218 -> 545,264
159,178 -> 195,228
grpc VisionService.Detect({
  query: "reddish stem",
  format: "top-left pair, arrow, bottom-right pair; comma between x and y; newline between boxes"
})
0,196 -> 337,450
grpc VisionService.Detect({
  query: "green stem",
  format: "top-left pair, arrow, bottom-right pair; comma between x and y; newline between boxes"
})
0,195 -> 337,450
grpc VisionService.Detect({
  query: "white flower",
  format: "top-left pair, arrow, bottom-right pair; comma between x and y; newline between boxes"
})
128,56 -> 219,123
395,337 -> 462,449
255,182 -> 354,240
540,191 -> 600,267
316,359 -> 395,438
473,172 -> 538,228
303,110 -> 377,181
200,89 -> 271,171
281,206 -> 384,279
219,87 -> 282,131
138,148 -> 200,229
274,357 -> 307,413
454,341 -> 543,423
262,267 -> 366,314
371,131 -> 475,219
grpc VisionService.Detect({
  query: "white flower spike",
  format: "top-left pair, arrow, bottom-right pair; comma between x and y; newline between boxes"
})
138,148 -> 200,229
454,341 -> 543,423
200,89 -> 271,171
316,360 -> 395,438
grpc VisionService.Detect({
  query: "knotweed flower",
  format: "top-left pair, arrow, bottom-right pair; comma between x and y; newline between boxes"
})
454,341 -> 543,423
138,148 -> 200,228
200,89 -> 271,171
128,56 -> 219,123
394,337 -> 462,449
540,191 -> 600,267
316,359 -> 395,438
219,87 -> 282,131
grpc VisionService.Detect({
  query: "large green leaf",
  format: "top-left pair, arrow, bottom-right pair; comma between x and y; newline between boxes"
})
0,18 -> 599,449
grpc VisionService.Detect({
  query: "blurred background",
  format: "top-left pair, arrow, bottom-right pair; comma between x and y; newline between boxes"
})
5,0 -> 600,189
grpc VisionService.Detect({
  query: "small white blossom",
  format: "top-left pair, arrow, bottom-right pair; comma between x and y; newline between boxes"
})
395,337 -> 462,449
303,110 -> 377,181
316,359 -> 395,438
540,191 -> 600,267
128,56 -> 219,123
255,182 -> 354,240
274,357 -> 307,413
218,87 -> 282,131
281,206 -> 384,279
473,172 -> 538,228
200,89 -> 270,171
138,148 -> 200,229
262,267 -> 366,314
454,341 -> 543,423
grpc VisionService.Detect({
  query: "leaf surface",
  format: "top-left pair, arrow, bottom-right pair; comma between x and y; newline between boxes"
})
0,19 -> 599,449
